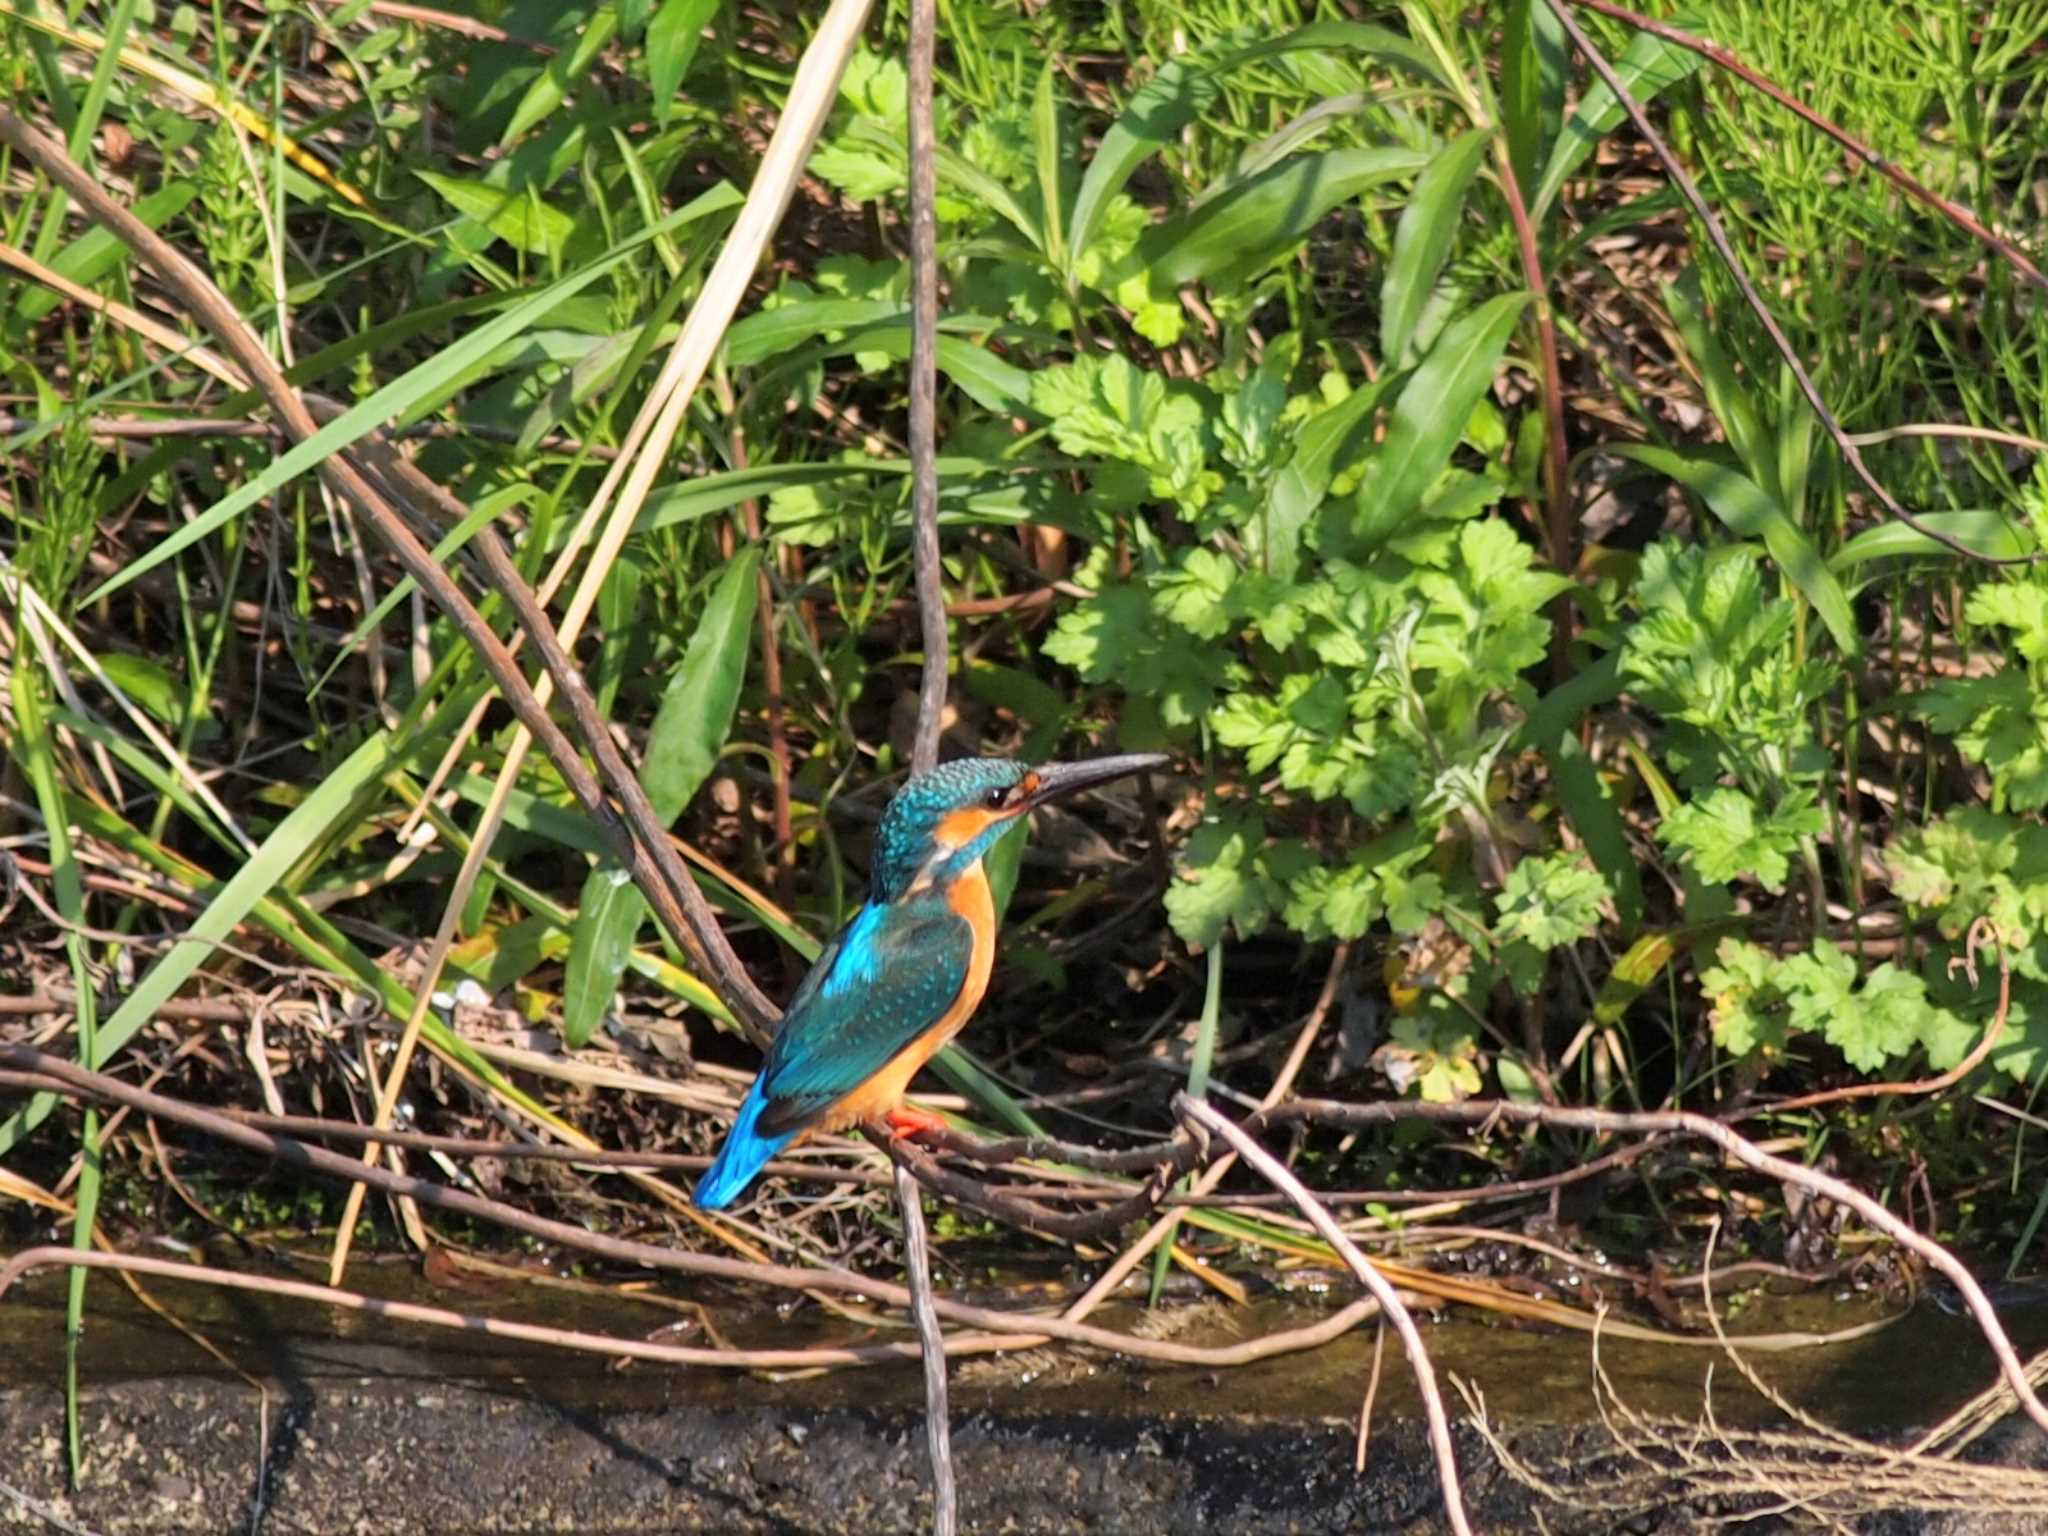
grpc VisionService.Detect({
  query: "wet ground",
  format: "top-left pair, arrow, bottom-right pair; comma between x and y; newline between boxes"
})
3,1251 -> 2047,1533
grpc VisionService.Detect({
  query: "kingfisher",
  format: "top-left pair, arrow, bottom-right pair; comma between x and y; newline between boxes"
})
693,753 -> 1167,1210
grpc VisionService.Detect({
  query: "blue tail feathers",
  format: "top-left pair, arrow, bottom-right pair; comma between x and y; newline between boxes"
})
693,1080 -> 795,1209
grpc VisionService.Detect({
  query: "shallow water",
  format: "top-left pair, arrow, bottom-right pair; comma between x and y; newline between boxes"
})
6,1244 -> 2044,1436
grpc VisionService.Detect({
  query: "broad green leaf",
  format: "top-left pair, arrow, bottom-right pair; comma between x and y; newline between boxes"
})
81,185 -> 742,609
1532,17 -> 1706,219
1501,0 -> 1567,202
1657,784 -> 1822,891
1353,291 -> 1529,534
1381,128 -> 1490,365
1128,147 -> 1428,291
414,170 -> 576,257
642,546 -> 761,823
1613,443 -> 1860,656
561,865 -> 644,1049
648,0 -> 720,122
725,302 -> 1032,413
1831,510 -> 2032,570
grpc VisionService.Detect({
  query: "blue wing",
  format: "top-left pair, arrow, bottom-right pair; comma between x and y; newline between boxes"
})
693,893 -> 970,1209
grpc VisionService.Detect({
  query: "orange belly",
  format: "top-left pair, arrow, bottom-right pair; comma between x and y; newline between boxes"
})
822,863 -> 995,1130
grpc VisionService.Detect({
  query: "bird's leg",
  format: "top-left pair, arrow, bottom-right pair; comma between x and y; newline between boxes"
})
884,1104 -> 949,1141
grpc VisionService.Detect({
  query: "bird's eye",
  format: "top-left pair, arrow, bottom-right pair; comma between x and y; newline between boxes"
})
984,786 -> 1008,809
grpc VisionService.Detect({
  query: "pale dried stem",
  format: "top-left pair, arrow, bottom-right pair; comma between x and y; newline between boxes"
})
1177,1095 -> 1473,1536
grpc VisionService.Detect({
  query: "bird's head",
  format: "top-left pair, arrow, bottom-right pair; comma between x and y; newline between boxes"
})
870,753 -> 1169,901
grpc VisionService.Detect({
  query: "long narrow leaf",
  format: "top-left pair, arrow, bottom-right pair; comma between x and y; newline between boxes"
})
1532,16 -> 1706,219
1125,146 -> 1428,290
1613,443 -> 1861,655
0,726 -> 415,1157
1069,21 -> 1440,263
81,185 -> 742,608
1353,291 -> 1529,537
1381,128 -> 1490,365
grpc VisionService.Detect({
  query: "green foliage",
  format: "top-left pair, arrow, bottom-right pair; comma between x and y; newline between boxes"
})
1914,496 -> 2048,811
1656,785 -> 1823,892
10,0 -> 2048,1195
1700,937 -> 1974,1076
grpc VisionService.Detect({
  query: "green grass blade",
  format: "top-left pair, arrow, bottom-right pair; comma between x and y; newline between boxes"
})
80,185 -> 742,609
1123,147 -> 1429,291
9,656 -> 102,1481
1532,14 -> 1706,220
1502,0 -> 1567,200
1831,510 -> 2032,571
1069,21 -> 1440,265
0,725 -> 418,1157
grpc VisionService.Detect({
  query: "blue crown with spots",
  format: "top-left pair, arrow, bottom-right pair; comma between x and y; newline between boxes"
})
871,758 -> 1028,900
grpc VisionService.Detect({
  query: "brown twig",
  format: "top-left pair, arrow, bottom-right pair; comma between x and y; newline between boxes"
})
879,1130 -> 1186,1241
0,1247 -> 1025,1371
0,413 -> 620,458
1569,0 -> 2048,293
904,0 -> 947,776
0,106 -> 779,1034
1267,1093 -> 2048,1436
897,1162 -> 957,1536
1539,0 -> 2035,567
0,1042 -> 1384,1367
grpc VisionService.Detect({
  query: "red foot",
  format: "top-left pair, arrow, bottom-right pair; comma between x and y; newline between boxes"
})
884,1104 -> 950,1142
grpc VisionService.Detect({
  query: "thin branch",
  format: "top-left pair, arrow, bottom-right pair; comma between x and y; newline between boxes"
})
0,413 -> 622,458
1177,1095 -> 1475,1536
905,0 -> 947,775
1753,916 -> 2011,1117
897,1163 -> 957,1536
881,1131 -> 1185,1240
1539,0 -> 2035,567
1267,1093 -> 2048,1436
0,105 -> 778,1032
0,1043 -> 1383,1367
1569,0 -> 2048,293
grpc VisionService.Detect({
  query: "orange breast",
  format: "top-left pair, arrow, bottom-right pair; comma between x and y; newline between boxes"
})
822,862 -> 997,1130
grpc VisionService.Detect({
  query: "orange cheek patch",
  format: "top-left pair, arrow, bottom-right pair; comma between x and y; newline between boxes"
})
936,806 -> 1000,848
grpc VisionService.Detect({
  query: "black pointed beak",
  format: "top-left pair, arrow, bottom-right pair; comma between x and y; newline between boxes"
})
1019,752 -> 1171,811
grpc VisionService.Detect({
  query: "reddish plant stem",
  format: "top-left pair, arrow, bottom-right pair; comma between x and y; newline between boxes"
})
1495,141 -> 1573,580
1570,0 -> 2048,293
1538,0 -> 2032,568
